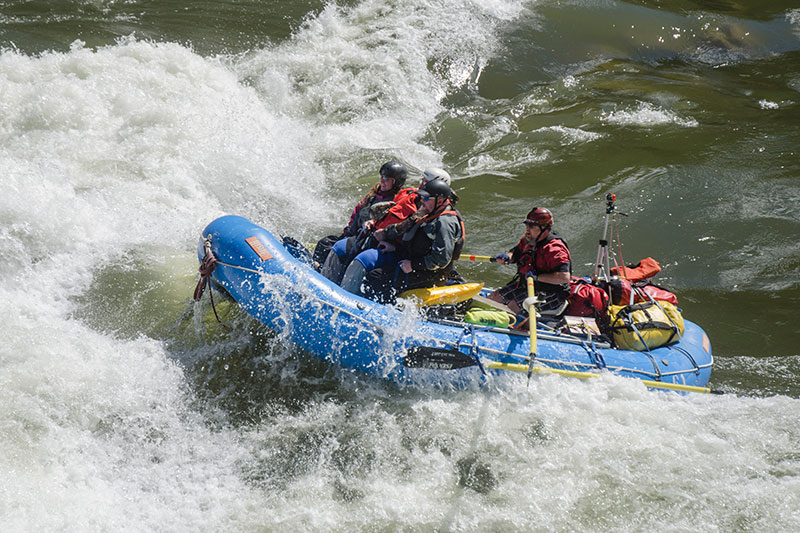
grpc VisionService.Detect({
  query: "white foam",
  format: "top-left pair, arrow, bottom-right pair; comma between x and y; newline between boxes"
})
601,101 -> 699,127
788,9 -> 800,36
233,0 -> 529,173
0,1 -> 535,529
533,125 -> 604,144
4,1 -> 800,530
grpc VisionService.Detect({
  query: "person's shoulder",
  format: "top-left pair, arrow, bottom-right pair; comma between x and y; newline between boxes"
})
550,234 -> 569,249
437,211 -> 462,230
438,208 -> 461,219
544,235 -> 571,258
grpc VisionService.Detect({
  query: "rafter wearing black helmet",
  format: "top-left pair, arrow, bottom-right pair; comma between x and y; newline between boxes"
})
416,171 -> 459,207
314,160 -> 408,272
362,173 -> 465,303
380,161 -> 408,190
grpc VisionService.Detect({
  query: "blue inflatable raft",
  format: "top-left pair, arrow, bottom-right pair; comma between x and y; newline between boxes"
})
197,215 -> 715,393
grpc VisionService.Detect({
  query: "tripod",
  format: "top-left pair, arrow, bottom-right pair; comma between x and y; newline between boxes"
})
592,193 -> 626,282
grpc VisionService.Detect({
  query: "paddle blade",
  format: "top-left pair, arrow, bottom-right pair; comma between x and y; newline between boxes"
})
403,346 -> 476,370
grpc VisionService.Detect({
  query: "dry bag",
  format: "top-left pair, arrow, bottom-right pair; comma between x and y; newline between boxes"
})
607,301 -> 685,351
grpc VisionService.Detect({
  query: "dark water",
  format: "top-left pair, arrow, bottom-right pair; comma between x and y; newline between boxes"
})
3,0 -> 800,529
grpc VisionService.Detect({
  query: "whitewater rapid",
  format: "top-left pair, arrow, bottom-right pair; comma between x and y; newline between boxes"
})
2,0 -> 799,530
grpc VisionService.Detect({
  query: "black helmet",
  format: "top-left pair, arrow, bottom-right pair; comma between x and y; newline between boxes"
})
379,161 -> 408,189
417,177 -> 453,200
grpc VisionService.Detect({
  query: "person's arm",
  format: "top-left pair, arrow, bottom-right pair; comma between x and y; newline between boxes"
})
535,241 -> 571,284
344,199 -> 367,236
536,270 -> 570,285
381,212 -> 419,242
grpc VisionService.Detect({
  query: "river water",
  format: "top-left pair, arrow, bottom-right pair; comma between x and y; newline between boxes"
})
2,0 -> 799,530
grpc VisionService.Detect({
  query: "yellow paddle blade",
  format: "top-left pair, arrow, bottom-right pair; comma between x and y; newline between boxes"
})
399,282 -> 484,307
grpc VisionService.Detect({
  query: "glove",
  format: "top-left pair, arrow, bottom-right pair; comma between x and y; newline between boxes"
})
495,253 -> 510,264
522,296 -> 539,312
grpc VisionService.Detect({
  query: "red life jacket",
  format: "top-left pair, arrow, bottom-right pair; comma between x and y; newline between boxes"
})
512,232 -> 571,277
347,186 -> 399,233
375,187 -> 419,230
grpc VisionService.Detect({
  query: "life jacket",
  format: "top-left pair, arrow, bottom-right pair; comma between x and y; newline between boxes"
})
402,205 -> 465,273
375,188 -> 420,231
512,232 -> 571,278
346,186 -> 401,236
565,277 -> 609,317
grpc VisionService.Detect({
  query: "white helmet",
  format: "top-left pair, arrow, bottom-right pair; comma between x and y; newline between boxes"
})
421,167 -> 451,186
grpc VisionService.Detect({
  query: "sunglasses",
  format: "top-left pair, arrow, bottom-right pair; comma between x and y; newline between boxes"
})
380,175 -> 393,181
523,220 -> 538,228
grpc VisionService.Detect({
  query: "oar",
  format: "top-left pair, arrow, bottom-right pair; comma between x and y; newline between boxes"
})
403,346 -> 723,395
304,240 -> 498,263
525,273 -> 537,387
458,254 -> 497,262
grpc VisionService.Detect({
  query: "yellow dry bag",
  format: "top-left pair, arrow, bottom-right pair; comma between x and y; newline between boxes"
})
607,300 -> 685,351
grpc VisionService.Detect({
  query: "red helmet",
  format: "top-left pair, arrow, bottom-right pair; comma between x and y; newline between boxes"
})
524,207 -> 553,228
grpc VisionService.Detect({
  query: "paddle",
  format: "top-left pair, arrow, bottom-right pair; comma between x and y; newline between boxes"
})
403,346 -> 723,394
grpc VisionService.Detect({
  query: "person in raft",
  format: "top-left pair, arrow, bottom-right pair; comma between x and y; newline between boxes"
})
323,168 -> 453,291
336,168 -> 456,295
361,178 -> 464,303
312,161 -> 409,268
487,207 -> 571,317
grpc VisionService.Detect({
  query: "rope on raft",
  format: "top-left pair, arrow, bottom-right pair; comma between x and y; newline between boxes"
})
194,236 -> 223,323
